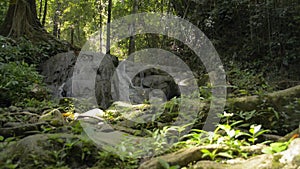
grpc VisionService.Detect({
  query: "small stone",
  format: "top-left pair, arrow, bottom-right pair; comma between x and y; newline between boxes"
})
79,108 -> 105,118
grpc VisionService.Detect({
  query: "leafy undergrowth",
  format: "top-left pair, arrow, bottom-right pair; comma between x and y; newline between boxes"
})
0,62 -> 49,107
0,36 -> 298,169
0,97 -> 298,169
0,35 -> 67,64
0,61 -> 298,168
0,35 -> 69,108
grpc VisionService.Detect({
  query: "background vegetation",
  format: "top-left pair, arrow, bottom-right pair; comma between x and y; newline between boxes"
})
0,0 -> 299,168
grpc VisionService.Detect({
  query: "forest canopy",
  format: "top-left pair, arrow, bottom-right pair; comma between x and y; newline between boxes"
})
1,0 -> 299,82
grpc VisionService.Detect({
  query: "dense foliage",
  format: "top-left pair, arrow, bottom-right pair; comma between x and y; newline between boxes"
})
1,1 -> 299,82
0,61 -> 47,106
0,35 -> 65,107
0,1 -> 299,169
171,0 -> 300,89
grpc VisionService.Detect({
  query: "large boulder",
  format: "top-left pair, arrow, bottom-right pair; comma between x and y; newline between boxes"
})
95,53 -> 118,108
0,133 -> 99,168
40,52 -> 193,108
40,52 -> 118,109
40,52 -> 76,97
133,68 -> 180,101
113,66 -> 182,104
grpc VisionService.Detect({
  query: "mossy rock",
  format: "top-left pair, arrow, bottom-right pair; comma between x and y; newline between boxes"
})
0,133 -> 99,169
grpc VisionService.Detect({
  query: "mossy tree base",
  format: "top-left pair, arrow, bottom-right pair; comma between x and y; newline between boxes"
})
0,0 -> 74,52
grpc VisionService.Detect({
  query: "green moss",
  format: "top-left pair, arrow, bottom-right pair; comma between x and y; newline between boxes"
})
292,154 -> 300,166
271,154 -> 284,169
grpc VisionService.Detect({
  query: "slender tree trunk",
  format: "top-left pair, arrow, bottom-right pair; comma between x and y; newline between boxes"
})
58,21 -> 61,39
182,0 -> 191,19
99,8 -> 103,52
267,0 -> 273,59
39,0 -> 43,19
76,20 -> 80,42
106,0 -> 112,54
42,0 -> 47,27
128,0 -> 138,55
53,1 -> 60,38
162,0 -> 171,46
96,0 -> 103,52
70,26 -> 74,45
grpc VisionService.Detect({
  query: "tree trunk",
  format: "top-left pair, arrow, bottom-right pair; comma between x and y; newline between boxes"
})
70,26 -> 74,45
106,0 -> 112,54
227,85 -> 300,112
0,0 -> 43,38
97,0 -> 103,52
42,0 -> 48,27
53,1 -> 61,38
39,0 -> 43,19
128,0 -> 138,55
76,20 -> 80,42
139,144 -> 265,169
0,0 -> 76,57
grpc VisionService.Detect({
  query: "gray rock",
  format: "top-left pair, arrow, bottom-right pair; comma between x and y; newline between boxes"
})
77,108 -> 105,121
279,138 -> 300,166
95,54 -> 117,108
40,52 -> 76,97
40,52 -> 118,109
129,68 -> 180,104
0,133 -> 99,168
41,51 -> 196,109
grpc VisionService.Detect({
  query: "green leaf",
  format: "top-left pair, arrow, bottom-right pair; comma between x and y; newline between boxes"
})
5,137 -> 15,142
262,147 -> 274,154
0,135 -> 4,141
234,130 -> 243,138
191,129 -> 207,134
262,142 -> 289,154
158,159 -> 170,169
254,130 -> 269,137
270,142 -> 288,152
218,124 -> 231,132
201,149 -> 211,154
248,138 -> 257,143
230,120 -> 244,127
169,165 -> 180,169
217,152 -> 234,159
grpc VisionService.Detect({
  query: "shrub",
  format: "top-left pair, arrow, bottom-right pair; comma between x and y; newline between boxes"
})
0,62 -> 47,106
0,35 -> 65,65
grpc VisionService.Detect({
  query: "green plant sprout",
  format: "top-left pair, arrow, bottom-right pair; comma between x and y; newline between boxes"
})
201,149 -> 234,160
262,141 -> 290,154
262,134 -> 299,154
243,124 -> 270,144
181,112 -> 273,160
